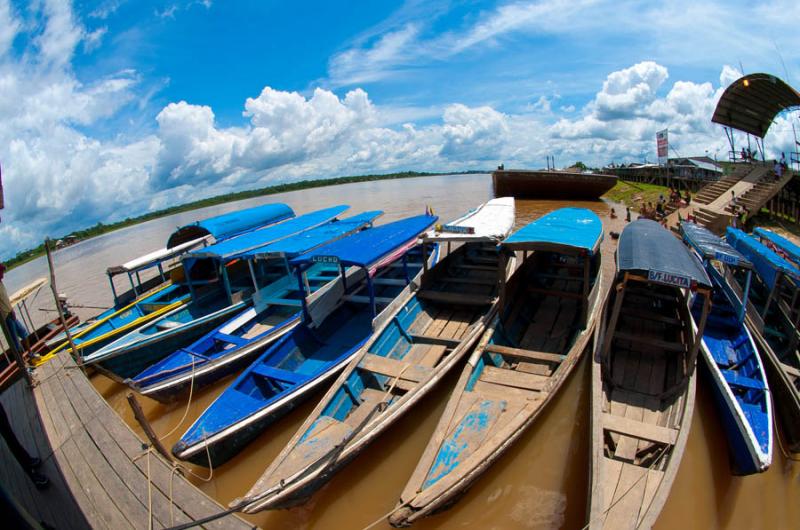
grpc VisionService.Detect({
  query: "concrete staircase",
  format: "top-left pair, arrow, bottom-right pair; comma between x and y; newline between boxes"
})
724,169 -> 794,216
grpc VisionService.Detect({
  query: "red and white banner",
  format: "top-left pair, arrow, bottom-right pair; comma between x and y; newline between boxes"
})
656,129 -> 668,165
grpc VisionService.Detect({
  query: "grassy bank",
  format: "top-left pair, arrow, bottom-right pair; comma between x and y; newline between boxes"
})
5,170 -> 485,270
602,180 -> 690,213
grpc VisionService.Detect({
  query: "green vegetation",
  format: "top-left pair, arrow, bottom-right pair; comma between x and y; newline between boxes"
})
602,180 -> 692,212
4,170 -> 486,270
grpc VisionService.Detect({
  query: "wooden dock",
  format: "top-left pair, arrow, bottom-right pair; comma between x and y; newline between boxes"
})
0,351 -> 256,530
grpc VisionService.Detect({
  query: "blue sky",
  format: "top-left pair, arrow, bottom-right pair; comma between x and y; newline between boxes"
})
1,0 -> 799,257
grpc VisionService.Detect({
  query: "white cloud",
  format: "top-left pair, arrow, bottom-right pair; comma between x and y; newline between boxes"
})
0,0 -> 20,56
89,0 -> 125,20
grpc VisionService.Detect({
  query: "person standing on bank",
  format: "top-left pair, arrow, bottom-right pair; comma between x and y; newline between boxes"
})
0,264 -> 28,355
0,402 -> 49,488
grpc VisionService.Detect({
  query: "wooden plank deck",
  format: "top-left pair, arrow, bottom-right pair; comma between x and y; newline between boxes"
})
0,350 -> 257,530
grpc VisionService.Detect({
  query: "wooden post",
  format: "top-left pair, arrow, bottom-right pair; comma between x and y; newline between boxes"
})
45,239 -> 81,365
687,289 -> 711,376
126,392 -> 176,464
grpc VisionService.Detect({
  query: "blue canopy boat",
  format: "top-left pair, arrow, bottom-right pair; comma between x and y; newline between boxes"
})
390,208 -> 609,526
588,219 -> 712,530
172,214 -> 439,466
234,197 -> 516,513
40,202 -> 294,360
754,227 -> 800,268
127,210 -> 383,403
681,222 -> 772,474
727,227 -> 800,453
82,205 -> 350,380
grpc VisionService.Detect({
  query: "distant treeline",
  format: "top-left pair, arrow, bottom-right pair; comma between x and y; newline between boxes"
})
4,170 -> 486,270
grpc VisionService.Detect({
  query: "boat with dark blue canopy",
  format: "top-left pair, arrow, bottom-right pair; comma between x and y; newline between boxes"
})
390,208 -> 610,526
727,227 -> 800,453
681,222 -> 772,474
127,211 -> 383,403
82,205 -> 351,380
173,214 -> 438,466
588,219 -> 712,530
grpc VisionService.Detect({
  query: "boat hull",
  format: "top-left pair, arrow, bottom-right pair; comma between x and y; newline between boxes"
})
492,170 -> 617,199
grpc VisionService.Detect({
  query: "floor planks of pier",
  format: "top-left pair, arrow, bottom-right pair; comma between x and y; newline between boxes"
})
0,351 -> 257,530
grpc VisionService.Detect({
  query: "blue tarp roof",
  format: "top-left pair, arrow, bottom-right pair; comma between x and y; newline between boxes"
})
189,205 -> 349,260
503,207 -> 603,255
166,202 -> 293,248
241,211 -> 383,259
754,228 -> 800,266
681,222 -> 752,269
292,214 -> 437,269
618,219 -> 711,288
726,228 -> 800,289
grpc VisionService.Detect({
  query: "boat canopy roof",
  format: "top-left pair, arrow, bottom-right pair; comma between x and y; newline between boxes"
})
681,222 -> 752,269
166,202 -> 294,248
726,228 -> 800,289
189,205 -> 349,261
753,228 -> 800,265
241,211 -> 383,260
618,220 -> 711,289
421,197 -> 514,243
107,237 -> 207,277
503,207 -> 602,255
292,214 -> 437,270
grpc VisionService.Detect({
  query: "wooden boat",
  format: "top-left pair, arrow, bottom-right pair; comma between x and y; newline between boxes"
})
588,219 -> 712,530
681,222 -> 772,474
492,169 -> 617,199
172,214 -> 438,466
127,211 -> 383,403
233,197 -> 516,513
389,207 -> 609,527
81,205 -> 350,380
726,227 -> 800,452
37,202 -> 295,362
0,279 -> 80,390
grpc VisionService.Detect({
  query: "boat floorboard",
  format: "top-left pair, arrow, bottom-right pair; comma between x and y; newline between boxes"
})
0,351 -> 256,529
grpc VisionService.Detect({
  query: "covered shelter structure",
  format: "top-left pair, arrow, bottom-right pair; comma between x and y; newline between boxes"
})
711,73 -> 800,164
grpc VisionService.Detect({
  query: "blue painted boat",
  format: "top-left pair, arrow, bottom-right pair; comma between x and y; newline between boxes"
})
588,219 -> 713,530
726,227 -> 800,453
390,207 -> 609,526
82,205 -> 351,380
127,211 -> 383,403
172,214 -> 439,466
754,227 -> 800,268
41,202 -> 295,357
682,222 -> 772,474
234,197 -> 516,513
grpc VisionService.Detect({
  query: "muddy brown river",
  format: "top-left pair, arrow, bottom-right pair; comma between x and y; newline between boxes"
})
7,174 -> 799,529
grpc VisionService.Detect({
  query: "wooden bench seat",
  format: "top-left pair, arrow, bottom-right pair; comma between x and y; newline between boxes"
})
602,413 -> 678,445
358,353 -> 432,383
614,331 -> 685,352
417,290 -> 494,306
409,334 -> 460,347
484,343 -> 565,364
526,286 -> 583,300
478,365 -> 547,391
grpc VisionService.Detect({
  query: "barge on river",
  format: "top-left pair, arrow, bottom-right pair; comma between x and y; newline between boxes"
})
492,169 -> 617,199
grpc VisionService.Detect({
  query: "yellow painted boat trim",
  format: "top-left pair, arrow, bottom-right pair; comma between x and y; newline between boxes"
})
34,283 -> 181,366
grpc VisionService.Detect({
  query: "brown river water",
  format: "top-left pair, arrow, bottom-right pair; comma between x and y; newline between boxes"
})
6,173 -> 799,529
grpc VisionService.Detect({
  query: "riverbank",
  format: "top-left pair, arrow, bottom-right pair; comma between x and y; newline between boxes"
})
5,170 -> 485,270
603,180 -> 691,213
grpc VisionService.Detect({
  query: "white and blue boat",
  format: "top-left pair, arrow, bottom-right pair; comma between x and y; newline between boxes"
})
172,213 -> 439,466
83,205 -> 351,380
390,207 -> 609,526
40,202 -> 295,362
681,222 -> 772,474
127,210 -> 383,403
726,227 -> 800,454
235,197 -> 516,513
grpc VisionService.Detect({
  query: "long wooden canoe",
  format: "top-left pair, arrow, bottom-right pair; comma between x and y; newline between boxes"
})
389,207 -> 610,526
588,219 -> 712,529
